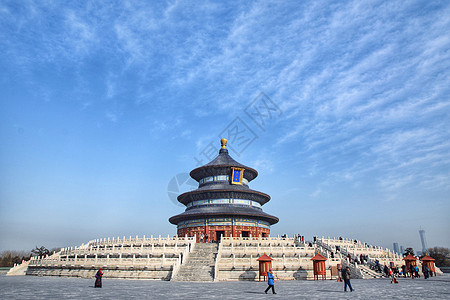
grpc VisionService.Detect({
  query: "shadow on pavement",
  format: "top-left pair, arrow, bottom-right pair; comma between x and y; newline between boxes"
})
315,290 -> 342,293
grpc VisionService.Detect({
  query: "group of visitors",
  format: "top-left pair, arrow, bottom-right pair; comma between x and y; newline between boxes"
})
422,264 -> 431,279
200,233 -> 209,243
378,263 -> 435,280
359,254 -> 369,264
373,260 -> 383,273
264,265 -> 355,294
400,265 -> 407,277
391,266 -> 401,276
198,233 -> 220,243
294,234 -> 305,243
398,264 -> 423,278
410,264 -> 420,278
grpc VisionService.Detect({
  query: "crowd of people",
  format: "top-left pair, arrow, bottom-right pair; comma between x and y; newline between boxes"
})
371,259 -> 435,280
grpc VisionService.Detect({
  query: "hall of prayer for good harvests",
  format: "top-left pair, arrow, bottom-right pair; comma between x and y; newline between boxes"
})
169,138 -> 279,243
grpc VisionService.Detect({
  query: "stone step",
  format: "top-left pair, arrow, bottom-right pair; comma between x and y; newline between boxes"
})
176,274 -> 213,277
187,255 -> 215,258
176,275 -> 214,278
175,278 -> 214,280
172,243 -> 218,281
177,273 -> 213,275
177,267 -> 213,271
177,269 -> 213,272
177,271 -> 213,274
176,273 -> 214,276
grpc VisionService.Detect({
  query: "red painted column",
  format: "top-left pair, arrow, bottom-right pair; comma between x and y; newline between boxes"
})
205,219 -> 209,243
232,219 -> 236,237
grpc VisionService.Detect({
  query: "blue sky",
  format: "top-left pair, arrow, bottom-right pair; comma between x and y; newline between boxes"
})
1,0 -> 449,252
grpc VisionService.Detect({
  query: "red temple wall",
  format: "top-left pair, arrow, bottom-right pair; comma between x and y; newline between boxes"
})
177,225 -> 270,243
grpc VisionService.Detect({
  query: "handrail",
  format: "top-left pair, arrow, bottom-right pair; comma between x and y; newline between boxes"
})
214,241 -> 223,281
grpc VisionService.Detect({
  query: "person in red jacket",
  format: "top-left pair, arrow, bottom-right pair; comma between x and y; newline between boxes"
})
94,268 -> 103,288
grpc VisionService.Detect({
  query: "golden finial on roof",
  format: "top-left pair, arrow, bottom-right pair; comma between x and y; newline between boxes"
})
221,138 -> 227,149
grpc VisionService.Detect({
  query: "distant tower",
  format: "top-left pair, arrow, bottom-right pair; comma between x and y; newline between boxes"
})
400,245 -> 404,255
419,229 -> 428,253
393,242 -> 400,254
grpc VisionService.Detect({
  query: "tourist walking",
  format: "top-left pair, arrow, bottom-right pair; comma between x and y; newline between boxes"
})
422,265 -> 429,279
414,265 -> 420,278
264,268 -> 276,294
94,268 -> 103,288
342,266 -> 354,292
391,267 -> 398,284
383,265 -> 389,277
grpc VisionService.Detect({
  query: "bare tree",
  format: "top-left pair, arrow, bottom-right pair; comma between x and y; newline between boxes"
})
49,247 -> 61,254
0,250 -> 31,267
403,247 -> 414,256
428,247 -> 450,267
31,246 -> 50,258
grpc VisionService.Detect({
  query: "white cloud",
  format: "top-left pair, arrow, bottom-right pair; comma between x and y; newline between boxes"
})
105,111 -> 118,122
250,157 -> 275,175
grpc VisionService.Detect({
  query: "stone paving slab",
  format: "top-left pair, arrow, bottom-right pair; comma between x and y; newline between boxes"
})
1,275 -> 449,299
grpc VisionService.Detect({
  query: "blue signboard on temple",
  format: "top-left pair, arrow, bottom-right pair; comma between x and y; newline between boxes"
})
231,167 -> 244,185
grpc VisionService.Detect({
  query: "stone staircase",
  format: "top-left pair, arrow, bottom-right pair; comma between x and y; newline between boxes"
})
173,243 -> 218,281
6,260 -> 30,276
358,264 -> 385,279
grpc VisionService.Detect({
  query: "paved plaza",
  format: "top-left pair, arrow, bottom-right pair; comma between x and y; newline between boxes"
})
1,275 -> 449,299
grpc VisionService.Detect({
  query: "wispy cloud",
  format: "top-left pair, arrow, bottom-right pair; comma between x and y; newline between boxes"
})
250,157 -> 275,175
105,111 -> 118,123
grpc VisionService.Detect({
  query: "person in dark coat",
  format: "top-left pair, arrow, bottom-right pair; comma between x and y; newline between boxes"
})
342,266 -> 354,292
94,268 -> 103,288
384,265 -> 390,277
414,265 -> 420,278
422,265 -> 429,279
264,268 -> 276,294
